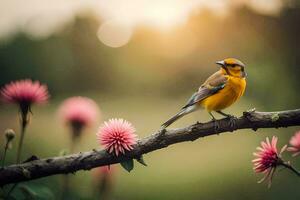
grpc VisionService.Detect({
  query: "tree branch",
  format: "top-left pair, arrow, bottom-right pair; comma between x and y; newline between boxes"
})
1,108 -> 300,186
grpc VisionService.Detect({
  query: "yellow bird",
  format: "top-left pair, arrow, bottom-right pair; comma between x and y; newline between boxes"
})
161,58 -> 247,129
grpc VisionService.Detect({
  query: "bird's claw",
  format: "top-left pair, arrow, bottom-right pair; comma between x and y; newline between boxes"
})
225,115 -> 237,130
211,118 -> 220,132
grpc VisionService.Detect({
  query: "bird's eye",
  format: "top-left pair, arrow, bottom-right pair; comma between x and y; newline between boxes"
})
226,64 -> 236,68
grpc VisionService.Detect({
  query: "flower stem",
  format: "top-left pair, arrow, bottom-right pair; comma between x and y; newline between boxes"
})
281,162 -> 300,177
16,113 -> 28,164
7,108 -> 29,197
61,175 -> 70,199
1,141 -> 9,167
70,124 -> 82,153
70,137 -> 77,154
60,126 -> 82,199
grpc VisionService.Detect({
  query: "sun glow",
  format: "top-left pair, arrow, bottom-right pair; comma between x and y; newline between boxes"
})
0,0 -> 286,46
97,20 -> 132,48
97,0 -> 201,29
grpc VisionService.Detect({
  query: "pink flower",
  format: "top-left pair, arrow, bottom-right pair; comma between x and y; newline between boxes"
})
1,79 -> 49,163
97,118 -> 137,156
92,166 -> 116,198
252,136 -> 286,187
1,79 -> 49,115
287,131 -> 300,156
92,166 -> 115,180
59,96 -> 100,130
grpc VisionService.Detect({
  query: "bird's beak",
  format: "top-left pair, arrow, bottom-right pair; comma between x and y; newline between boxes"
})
242,71 -> 247,78
216,60 -> 226,69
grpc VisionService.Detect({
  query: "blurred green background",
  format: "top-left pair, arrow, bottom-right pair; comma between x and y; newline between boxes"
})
1,0 -> 300,199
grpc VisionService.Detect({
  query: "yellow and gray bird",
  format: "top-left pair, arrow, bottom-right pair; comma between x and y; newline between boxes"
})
161,58 -> 247,129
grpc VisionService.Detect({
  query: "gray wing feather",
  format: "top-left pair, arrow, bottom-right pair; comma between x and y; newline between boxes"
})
161,71 -> 227,128
182,72 -> 227,109
182,88 -> 211,109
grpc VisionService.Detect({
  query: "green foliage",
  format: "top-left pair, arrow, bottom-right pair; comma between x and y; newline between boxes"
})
0,188 -> 5,199
136,155 -> 147,166
11,184 -> 55,200
120,159 -> 134,172
19,185 -> 37,200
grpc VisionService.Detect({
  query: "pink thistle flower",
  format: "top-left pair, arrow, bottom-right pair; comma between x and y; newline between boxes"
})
252,136 -> 287,187
1,79 -> 49,163
97,118 -> 137,156
92,166 -> 115,181
59,96 -> 100,132
1,79 -> 49,116
92,166 -> 116,198
287,131 -> 300,157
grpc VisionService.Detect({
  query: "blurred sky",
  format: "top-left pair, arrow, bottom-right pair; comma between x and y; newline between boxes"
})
0,0 -> 287,47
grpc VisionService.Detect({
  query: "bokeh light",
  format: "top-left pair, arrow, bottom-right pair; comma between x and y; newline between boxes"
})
97,21 -> 133,48
0,0 -> 286,43
247,0 -> 284,15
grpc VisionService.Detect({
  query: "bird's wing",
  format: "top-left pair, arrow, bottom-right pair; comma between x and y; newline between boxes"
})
182,71 -> 228,109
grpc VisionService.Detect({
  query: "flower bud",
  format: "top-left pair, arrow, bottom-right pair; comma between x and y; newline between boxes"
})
5,129 -> 15,142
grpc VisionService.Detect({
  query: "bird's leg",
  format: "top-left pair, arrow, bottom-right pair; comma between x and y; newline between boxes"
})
209,112 -> 219,131
216,111 -> 237,129
216,110 -> 235,118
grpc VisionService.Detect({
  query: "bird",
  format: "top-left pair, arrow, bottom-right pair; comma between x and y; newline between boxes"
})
161,58 -> 247,129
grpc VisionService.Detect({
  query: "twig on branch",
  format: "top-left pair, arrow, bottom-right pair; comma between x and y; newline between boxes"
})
1,108 -> 300,186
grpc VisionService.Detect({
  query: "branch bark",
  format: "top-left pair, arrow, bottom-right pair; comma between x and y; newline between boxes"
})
1,108 -> 300,186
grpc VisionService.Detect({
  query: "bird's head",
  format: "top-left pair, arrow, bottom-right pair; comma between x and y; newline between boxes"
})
216,58 -> 246,78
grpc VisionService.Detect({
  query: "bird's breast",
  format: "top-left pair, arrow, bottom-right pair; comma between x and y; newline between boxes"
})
200,77 -> 246,111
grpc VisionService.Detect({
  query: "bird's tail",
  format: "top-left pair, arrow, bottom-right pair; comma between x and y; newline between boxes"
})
161,111 -> 185,129
161,106 -> 196,129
